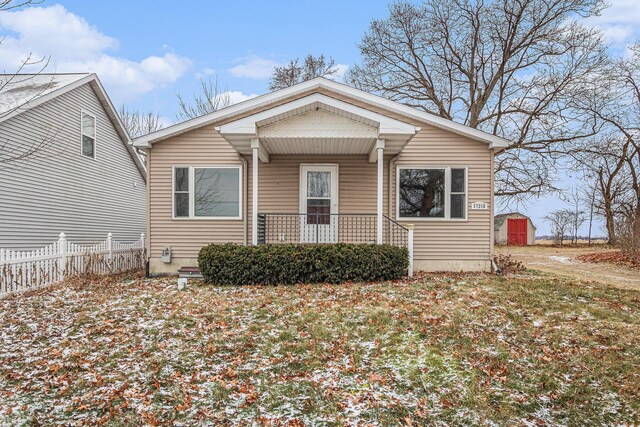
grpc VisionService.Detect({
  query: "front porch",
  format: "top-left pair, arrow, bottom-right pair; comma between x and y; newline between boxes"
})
214,93 -> 421,275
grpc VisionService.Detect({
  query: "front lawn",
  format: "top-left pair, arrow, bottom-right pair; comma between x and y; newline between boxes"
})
1,272 -> 639,425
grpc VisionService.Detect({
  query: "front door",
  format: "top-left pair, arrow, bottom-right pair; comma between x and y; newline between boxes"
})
300,164 -> 338,243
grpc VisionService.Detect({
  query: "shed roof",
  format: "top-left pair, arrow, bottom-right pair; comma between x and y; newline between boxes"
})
494,212 -> 537,230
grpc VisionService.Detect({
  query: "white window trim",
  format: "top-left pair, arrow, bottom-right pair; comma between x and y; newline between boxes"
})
80,109 -> 97,160
396,165 -> 468,221
172,165 -> 243,220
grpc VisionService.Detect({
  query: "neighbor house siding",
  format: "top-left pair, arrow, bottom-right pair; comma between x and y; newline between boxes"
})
0,83 -> 146,250
147,125 -> 245,270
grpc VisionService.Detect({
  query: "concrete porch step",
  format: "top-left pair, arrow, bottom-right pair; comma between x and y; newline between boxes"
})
177,266 -> 203,279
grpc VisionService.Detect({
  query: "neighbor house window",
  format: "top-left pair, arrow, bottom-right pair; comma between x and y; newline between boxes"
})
397,166 -> 467,220
173,166 -> 242,219
81,111 -> 96,158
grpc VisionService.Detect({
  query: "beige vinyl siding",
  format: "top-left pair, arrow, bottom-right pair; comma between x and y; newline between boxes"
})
301,90 -> 494,265
148,125 -> 245,259
393,127 -> 492,263
0,83 -> 146,250
147,88 -> 494,272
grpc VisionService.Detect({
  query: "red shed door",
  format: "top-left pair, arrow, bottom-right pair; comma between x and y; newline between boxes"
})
507,218 -> 528,245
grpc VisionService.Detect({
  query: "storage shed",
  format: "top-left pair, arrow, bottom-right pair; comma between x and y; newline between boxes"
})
494,212 -> 536,245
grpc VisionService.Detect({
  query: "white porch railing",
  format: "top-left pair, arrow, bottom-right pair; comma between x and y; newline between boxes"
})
0,233 -> 146,297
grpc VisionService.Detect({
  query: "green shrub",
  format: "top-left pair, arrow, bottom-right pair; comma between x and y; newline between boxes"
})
198,243 -> 409,285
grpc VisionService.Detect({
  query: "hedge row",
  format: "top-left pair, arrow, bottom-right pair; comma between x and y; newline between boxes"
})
197,243 -> 409,285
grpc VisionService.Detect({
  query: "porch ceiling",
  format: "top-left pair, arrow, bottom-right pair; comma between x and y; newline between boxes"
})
215,93 -> 420,159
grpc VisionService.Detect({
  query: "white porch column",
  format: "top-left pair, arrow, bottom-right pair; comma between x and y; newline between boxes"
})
251,138 -> 259,245
376,139 -> 385,244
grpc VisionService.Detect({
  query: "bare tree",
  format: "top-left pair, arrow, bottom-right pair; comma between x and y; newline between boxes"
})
347,0 -> 608,200
545,209 -> 573,246
585,179 -> 598,245
617,212 -> 640,263
0,0 -> 41,10
0,0 -> 56,170
573,44 -> 640,243
118,104 -> 163,138
568,188 -> 587,244
176,76 -> 230,121
269,54 -> 339,91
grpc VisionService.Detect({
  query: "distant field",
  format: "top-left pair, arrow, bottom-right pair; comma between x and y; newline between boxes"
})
533,238 -> 609,245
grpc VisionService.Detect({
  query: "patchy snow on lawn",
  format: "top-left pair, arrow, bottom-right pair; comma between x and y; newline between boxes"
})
548,255 -> 574,264
0,271 -> 639,425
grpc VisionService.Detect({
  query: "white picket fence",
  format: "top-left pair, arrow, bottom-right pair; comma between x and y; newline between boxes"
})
0,233 -> 146,297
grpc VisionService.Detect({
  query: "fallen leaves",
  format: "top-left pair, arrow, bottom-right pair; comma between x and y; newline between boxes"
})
577,250 -> 640,269
0,271 -> 639,425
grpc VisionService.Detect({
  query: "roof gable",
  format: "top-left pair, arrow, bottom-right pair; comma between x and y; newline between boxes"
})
0,73 -> 146,181
258,109 -> 377,138
133,77 -> 510,151
215,93 -> 420,158
0,73 -> 89,116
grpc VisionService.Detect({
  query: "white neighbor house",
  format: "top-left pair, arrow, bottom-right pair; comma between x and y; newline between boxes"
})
0,73 -> 147,250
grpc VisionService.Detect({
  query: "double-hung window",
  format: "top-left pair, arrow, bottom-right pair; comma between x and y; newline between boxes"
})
397,166 -> 467,220
173,166 -> 242,219
81,111 -> 96,158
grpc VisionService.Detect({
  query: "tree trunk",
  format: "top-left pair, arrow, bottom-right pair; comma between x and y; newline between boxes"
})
604,206 -> 616,245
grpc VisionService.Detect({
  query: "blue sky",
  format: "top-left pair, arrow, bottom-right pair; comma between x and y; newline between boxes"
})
2,0 -> 639,236
0,0 -> 392,118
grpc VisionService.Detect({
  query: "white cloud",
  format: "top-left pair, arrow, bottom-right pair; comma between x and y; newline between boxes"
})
222,90 -> 259,105
585,0 -> 640,51
0,5 -> 191,101
228,56 -> 280,79
195,67 -> 216,79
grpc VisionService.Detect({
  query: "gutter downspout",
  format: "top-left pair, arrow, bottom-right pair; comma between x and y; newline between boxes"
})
491,258 -> 502,275
489,148 -> 496,273
388,154 -> 400,217
240,154 -> 248,245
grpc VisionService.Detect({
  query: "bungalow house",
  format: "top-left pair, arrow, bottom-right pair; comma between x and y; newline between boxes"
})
134,77 -> 509,275
0,73 -> 147,249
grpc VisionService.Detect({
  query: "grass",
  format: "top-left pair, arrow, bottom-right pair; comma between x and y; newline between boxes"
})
0,271 -> 639,425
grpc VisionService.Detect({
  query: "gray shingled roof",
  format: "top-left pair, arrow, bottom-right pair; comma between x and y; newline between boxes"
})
0,73 -> 90,116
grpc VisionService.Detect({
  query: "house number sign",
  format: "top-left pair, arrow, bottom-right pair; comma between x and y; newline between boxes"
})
471,202 -> 488,210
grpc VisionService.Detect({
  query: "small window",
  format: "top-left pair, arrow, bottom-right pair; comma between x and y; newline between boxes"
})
173,166 -> 241,219
81,112 -> 96,158
174,167 -> 189,218
398,166 -> 467,220
450,168 -> 466,219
